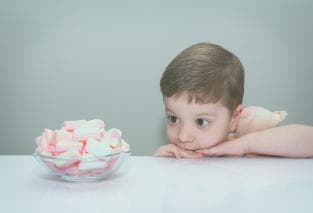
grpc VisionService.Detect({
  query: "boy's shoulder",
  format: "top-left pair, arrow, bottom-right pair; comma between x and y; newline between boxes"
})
236,106 -> 287,137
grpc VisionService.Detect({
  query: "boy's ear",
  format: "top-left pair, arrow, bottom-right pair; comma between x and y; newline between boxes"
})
230,104 -> 243,131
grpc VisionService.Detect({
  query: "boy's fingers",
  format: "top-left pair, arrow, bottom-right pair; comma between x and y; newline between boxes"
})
154,144 -> 203,159
175,141 -> 197,151
154,150 -> 173,157
161,144 -> 181,158
179,149 -> 203,159
180,152 -> 201,159
154,145 -> 179,158
172,148 -> 182,159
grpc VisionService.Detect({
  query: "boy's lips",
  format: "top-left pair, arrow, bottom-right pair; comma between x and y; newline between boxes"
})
174,141 -> 198,150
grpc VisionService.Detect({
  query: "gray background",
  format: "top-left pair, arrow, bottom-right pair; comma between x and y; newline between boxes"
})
1,0 -> 313,155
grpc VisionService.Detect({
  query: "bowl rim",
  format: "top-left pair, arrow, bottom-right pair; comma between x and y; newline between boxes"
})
33,150 -> 131,161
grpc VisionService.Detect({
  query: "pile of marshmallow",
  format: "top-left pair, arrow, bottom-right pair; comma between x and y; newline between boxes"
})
35,119 -> 130,176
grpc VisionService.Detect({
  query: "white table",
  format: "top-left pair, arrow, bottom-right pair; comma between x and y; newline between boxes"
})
1,155 -> 313,213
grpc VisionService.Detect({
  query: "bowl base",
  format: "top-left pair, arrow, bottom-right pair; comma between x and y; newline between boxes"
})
59,175 -> 110,182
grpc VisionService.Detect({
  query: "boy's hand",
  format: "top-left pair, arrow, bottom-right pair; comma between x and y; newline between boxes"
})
195,138 -> 249,157
154,144 -> 203,159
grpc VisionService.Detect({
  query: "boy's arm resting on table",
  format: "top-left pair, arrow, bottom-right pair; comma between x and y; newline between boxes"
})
197,124 -> 313,158
154,144 -> 203,159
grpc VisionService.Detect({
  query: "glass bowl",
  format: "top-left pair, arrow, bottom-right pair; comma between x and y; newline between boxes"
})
33,150 -> 130,181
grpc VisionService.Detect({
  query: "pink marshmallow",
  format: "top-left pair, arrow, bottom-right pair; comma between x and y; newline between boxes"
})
121,139 -> 130,152
37,129 -> 56,153
63,120 -> 86,131
52,148 -> 81,168
54,140 -> 83,154
110,128 -> 121,139
105,128 -> 122,147
56,128 -> 73,141
43,128 -> 56,144
54,160 -> 80,171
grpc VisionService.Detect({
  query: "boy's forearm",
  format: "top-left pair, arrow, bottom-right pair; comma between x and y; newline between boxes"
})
244,124 -> 313,158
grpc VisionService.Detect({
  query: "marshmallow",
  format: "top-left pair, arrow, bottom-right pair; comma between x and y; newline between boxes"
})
37,129 -> 56,152
54,140 -> 83,154
79,153 -> 109,170
55,128 -> 73,141
79,161 -> 108,170
53,148 -> 81,168
111,139 -> 130,154
86,138 -> 112,157
121,139 -> 130,152
73,127 -> 103,141
79,148 -> 110,170
56,148 -> 81,159
64,120 -> 86,131
105,128 -> 122,147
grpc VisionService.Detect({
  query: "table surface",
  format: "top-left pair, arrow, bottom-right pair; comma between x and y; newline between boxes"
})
1,155 -> 313,213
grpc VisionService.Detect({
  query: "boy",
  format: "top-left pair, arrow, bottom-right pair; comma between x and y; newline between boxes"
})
154,42 -> 313,158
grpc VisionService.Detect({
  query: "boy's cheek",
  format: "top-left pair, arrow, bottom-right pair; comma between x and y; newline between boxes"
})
166,129 -> 177,144
198,136 -> 222,149
167,134 -> 175,144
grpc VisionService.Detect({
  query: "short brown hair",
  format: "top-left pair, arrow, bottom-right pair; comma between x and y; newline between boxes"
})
160,42 -> 244,113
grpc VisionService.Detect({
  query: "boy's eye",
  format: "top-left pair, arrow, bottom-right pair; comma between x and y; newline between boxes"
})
195,118 -> 209,127
167,115 -> 179,124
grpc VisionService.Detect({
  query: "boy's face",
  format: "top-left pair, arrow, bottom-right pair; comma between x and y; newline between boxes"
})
164,92 -> 237,151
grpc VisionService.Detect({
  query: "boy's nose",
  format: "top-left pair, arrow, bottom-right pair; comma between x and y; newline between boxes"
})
177,125 -> 194,143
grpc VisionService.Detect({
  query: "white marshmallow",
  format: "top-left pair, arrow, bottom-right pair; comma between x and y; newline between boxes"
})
86,138 -> 112,157
73,127 -> 102,141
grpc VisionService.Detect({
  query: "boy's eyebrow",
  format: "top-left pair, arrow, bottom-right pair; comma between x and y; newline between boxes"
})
165,107 -> 216,117
165,107 -> 175,114
196,112 -> 217,117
